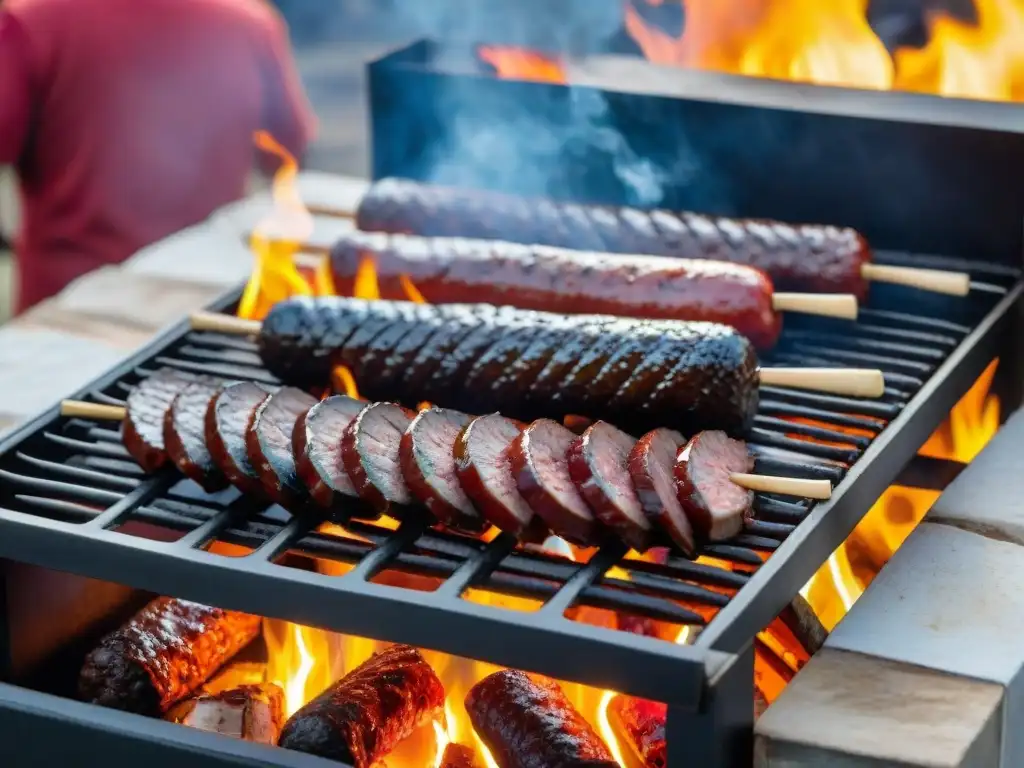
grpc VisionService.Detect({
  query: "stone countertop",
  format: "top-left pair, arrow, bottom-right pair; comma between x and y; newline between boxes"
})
0,172 -> 367,440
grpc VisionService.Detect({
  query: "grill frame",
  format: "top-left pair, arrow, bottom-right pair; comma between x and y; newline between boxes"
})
0,265 -> 1018,767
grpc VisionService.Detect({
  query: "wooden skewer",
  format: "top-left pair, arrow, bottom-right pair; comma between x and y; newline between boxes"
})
757,367 -> 884,398
59,399 -> 834,502
729,473 -> 832,500
861,263 -> 970,297
771,293 -> 858,320
188,312 -> 886,398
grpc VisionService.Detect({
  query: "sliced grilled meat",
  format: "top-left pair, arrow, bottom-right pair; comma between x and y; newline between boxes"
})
341,402 -> 416,511
567,422 -> 653,552
674,430 -> 755,541
167,683 -> 284,744
257,298 -> 761,436
400,408 -> 488,533
278,645 -> 445,768
454,414 -> 546,542
509,419 -> 602,546
164,378 -> 229,493
78,597 -> 261,716
628,428 -> 695,557
206,382 -> 271,497
465,670 -> 617,768
294,395 -> 376,517
123,368 -> 196,472
609,696 -> 667,768
247,386 -> 318,507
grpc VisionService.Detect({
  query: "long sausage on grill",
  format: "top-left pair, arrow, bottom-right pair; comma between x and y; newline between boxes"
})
330,231 -> 789,349
257,297 -> 761,437
278,644 -> 445,767
465,670 -> 618,768
355,177 -> 874,298
609,696 -> 667,768
78,597 -> 261,716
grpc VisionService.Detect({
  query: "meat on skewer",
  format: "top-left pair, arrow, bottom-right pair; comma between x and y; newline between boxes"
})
278,644 -> 445,767
342,401 -> 417,512
465,670 -> 618,768
164,377 -> 231,492
247,297 -> 884,437
674,430 -> 756,542
354,177 -> 970,299
123,368 -> 197,472
628,428 -> 695,557
78,597 -> 261,716
206,381 -> 273,497
330,230 -> 859,350
167,683 -> 284,745
246,386 -> 318,506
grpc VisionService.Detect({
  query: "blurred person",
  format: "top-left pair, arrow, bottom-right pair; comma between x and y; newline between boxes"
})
0,0 -> 316,314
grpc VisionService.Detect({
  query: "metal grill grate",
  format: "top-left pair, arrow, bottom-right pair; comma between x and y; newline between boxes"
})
0,252 -> 1019,702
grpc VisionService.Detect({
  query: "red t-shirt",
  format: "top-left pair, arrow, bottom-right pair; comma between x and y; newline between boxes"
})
0,0 -> 316,313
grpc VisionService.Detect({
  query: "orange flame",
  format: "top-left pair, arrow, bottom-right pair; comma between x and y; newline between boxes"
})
478,45 -> 568,83
620,0 -> 1024,101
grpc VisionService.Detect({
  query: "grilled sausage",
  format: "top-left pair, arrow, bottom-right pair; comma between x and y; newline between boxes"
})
341,402 -> 416,511
331,231 -> 784,349
164,378 -> 229,493
441,743 -> 480,768
568,422 -> 653,552
465,670 -> 617,768
400,408 -> 489,533
247,386 -> 318,507
454,414 -> 547,542
258,297 -> 760,437
167,683 -> 284,744
628,429 -> 695,557
509,419 -> 603,546
294,394 -> 380,518
123,368 -> 197,472
278,644 -> 445,767
674,430 -> 755,541
609,695 -> 666,768
206,382 -> 272,497
78,597 -> 261,716
356,177 -> 873,299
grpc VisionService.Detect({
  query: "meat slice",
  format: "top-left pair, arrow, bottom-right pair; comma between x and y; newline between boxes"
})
400,408 -> 488,533
465,670 -> 617,768
628,428 -> 695,557
278,645 -> 445,768
454,414 -> 546,542
294,395 -> 378,517
609,695 -> 666,768
509,419 -> 602,546
440,743 -> 480,768
674,430 -> 755,541
78,597 -> 261,716
567,422 -> 653,552
164,378 -> 229,493
206,382 -> 272,497
341,402 -> 415,511
123,368 -> 196,472
167,683 -> 284,745
247,386 -> 318,507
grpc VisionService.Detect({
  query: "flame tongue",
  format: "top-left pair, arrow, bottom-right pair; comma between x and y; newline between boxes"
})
478,45 -> 568,83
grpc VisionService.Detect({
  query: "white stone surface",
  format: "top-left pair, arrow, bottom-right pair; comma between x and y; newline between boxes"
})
0,327 -> 128,417
755,648 -> 1002,767
827,522 -> 1024,766
928,407 -> 1024,546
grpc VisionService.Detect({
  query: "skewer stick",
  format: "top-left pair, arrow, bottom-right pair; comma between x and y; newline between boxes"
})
729,473 -> 832,500
190,312 -> 262,335
757,368 -> 885,398
771,293 -> 858,320
61,401 -> 126,420
861,263 -> 970,297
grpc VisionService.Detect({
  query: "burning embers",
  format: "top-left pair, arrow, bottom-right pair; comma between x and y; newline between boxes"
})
78,594 -> 759,767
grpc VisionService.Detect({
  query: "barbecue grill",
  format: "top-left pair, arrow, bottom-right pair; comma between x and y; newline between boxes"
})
1,38 -> 1023,768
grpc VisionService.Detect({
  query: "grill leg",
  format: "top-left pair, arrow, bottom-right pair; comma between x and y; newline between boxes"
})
665,644 -> 754,768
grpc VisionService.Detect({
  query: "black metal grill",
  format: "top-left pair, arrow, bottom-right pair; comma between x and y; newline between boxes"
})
0,250 -> 1019,763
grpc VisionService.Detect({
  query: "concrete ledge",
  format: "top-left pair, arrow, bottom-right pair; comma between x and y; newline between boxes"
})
755,648 -> 1002,768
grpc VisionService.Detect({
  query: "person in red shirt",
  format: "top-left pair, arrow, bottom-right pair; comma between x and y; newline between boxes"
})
0,0 -> 316,313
